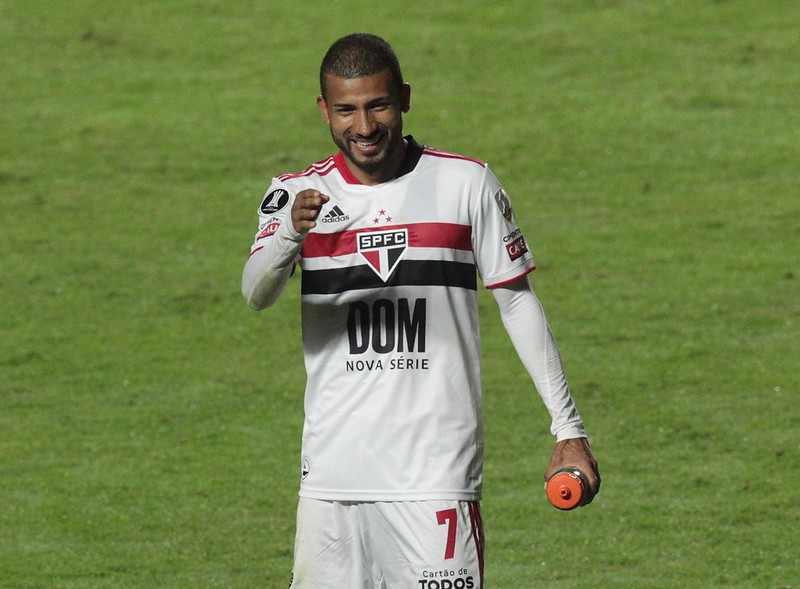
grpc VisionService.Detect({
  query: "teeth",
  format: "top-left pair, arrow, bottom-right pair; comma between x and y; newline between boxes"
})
355,139 -> 379,148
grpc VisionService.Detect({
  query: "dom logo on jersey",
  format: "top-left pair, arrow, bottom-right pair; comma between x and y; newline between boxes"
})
358,228 -> 408,282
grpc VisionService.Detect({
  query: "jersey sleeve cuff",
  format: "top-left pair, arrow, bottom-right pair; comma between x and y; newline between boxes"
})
553,424 -> 588,442
484,264 -> 535,289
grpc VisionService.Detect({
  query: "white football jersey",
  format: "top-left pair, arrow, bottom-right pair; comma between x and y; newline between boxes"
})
249,138 -> 535,501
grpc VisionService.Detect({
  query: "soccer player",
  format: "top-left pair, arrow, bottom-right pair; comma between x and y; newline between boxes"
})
242,33 -> 600,589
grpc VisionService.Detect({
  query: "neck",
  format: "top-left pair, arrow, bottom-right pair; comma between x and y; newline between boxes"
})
346,138 -> 407,186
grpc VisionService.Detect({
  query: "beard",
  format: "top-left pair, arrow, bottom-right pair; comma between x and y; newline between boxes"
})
330,119 -> 405,178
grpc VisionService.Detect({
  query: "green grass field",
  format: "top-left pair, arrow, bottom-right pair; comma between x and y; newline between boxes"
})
2,1 -> 798,587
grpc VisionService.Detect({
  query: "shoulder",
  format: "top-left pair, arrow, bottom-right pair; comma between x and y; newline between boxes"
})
276,155 -> 338,183
258,156 -> 335,216
414,144 -> 500,195
416,144 -> 491,187
420,144 -> 487,169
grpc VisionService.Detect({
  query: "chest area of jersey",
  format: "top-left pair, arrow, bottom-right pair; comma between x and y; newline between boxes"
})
313,182 -> 469,230
301,189 -> 473,284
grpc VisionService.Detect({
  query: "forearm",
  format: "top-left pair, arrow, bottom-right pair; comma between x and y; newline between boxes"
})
241,221 -> 304,310
491,278 -> 586,440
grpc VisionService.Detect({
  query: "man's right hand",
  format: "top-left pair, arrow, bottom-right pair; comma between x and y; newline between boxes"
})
291,189 -> 330,233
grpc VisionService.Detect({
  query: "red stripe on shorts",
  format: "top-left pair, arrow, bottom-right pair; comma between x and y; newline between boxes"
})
469,502 -> 485,588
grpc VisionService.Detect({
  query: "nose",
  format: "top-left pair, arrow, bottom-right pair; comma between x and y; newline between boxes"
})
353,108 -> 376,137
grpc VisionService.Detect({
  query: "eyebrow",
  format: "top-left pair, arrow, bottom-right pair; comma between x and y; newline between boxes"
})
332,96 -> 394,109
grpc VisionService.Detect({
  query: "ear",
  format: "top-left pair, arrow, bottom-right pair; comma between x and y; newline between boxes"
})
400,83 -> 411,113
316,95 -> 331,124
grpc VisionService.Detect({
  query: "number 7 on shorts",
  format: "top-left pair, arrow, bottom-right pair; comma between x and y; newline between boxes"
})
436,508 -> 458,560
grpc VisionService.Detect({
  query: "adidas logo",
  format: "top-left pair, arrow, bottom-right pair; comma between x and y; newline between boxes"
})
320,204 -> 350,224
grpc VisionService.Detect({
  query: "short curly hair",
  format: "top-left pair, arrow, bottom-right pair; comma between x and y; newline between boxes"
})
319,33 -> 404,99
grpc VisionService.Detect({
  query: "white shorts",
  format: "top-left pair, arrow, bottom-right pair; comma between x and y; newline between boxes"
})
289,498 -> 485,589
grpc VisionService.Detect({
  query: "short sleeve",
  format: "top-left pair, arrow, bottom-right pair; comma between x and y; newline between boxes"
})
471,165 -> 535,288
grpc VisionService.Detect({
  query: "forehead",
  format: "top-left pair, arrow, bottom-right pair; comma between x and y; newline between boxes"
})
323,69 -> 396,104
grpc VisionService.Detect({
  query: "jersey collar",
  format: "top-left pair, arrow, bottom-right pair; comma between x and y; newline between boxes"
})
334,136 -> 424,185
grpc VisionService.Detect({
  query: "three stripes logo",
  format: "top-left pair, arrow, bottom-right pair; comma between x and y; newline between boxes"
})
320,205 -> 350,224
358,229 -> 408,282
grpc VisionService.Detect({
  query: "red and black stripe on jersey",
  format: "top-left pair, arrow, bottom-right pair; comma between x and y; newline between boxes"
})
300,222 -> 476,295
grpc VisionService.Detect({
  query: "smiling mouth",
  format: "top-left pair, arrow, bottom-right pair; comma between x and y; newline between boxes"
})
352,136 -> 383,155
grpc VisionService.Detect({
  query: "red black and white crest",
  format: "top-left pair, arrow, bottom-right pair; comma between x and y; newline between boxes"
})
358,228 -> 408,282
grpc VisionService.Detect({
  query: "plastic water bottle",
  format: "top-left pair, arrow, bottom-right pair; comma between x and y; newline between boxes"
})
546,468 -> 588,510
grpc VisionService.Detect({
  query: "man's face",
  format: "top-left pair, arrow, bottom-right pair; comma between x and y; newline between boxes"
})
317,69 -> 411,185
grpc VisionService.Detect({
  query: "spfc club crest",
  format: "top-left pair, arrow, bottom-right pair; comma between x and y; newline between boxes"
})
358,228 -> 408,281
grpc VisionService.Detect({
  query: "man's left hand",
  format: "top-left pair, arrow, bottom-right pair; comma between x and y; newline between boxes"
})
544,437 -> 601,506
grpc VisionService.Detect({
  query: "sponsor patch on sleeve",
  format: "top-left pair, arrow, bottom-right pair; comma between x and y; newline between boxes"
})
256,221 -> 281,240
506,235 -> 529,261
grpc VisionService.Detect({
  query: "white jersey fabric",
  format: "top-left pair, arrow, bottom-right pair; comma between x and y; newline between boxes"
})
245,137 -> 582,501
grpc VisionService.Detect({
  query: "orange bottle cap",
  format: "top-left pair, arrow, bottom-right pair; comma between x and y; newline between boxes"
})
546,470 -> 585,510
